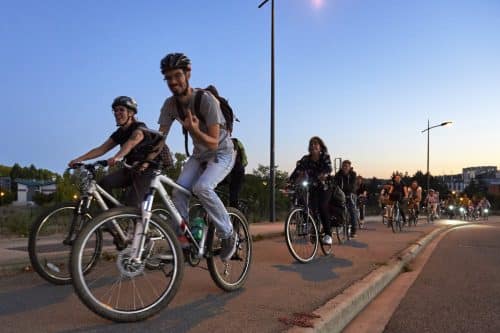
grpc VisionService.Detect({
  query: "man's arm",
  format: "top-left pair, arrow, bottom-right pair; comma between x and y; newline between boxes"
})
183,109 -> 219,150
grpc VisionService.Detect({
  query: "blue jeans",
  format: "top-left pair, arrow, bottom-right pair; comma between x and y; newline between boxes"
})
346,194 -> 357,234
173,150 -> 236,238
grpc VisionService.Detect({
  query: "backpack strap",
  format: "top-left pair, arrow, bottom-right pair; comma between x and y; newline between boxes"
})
175,98 -> 191,156
194,89 -> 206,124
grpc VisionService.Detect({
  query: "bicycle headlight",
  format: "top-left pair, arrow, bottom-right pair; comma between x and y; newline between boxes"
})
449,205 -> 454,210
484,208 -> 489,213
302,180 -> 309,187
459,207 -> 464,212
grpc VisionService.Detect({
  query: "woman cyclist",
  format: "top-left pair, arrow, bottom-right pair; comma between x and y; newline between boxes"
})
288,137 -> 333,245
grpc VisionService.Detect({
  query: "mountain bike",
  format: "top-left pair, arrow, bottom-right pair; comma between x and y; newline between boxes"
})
357,194 -> 367,230
385,201 -> 403,233
282,179 -> 335,263
407,200 -> 419,227
28,161 -> 169,285
426,203 -> 438,223
70,161 -> 252,322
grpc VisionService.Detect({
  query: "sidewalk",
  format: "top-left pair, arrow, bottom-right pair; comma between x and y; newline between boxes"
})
0,216 -> 489,332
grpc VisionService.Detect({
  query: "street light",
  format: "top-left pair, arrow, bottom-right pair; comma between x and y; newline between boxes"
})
421,119 -> 452,194
258,0 -> 276,222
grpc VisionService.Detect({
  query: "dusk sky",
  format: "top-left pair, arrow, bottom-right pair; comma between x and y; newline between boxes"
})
2,0 -> 499,179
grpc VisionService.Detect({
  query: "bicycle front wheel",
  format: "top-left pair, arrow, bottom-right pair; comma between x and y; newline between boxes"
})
394,210 -> 402,232
70,207 -> 184,322
285,208 -> 318,263
206,207 -> 252,292
28,202 -> 102,285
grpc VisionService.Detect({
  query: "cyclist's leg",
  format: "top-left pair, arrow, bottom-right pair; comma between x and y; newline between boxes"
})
318,187 -> 333,236
347,196 -> 357,235
399,200 -> 407,223
172,157 -> 203,233
431,203 -> 438,218
192,151 -> 235,239
125,169 -> 156,207
98,168 -> 131,207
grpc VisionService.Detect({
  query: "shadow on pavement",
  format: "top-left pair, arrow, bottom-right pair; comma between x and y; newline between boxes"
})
343,239 -> 368,248
273,256 -> 352,282
0,283 -> 73,315
65,291 -> 241,333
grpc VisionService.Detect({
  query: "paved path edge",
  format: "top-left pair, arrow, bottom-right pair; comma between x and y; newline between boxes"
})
287,222 -> 468,333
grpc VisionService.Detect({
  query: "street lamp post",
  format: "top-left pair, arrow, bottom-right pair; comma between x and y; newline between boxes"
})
421,120 -> 452,194
258,0 -> 276,222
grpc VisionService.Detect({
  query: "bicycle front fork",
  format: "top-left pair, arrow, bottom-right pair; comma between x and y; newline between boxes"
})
128,192 -> 155,262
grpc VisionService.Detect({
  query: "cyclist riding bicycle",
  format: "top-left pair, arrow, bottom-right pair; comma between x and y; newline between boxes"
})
424,189 -> 439,219
157,52 -> 237,261
388,172 -> 408,224
407,180 -> 422,217
68,96 -> 163,208
334,160 -> 358,237
288,136 -> 333,245
355,175 -> 368,227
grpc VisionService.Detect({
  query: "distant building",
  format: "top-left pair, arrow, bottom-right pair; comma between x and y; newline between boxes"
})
14,179 -> 56,204
438,174 -> 464,193
463,166 -> 497,188
488,180 -> 500,196
0,177 -> 11,192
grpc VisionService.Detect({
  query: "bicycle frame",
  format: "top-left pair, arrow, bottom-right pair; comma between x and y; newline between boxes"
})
129,170 -> 209,262
71,165 -> 128,243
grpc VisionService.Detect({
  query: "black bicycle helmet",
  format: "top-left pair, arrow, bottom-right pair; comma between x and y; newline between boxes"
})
160,53 -> 191,74
111,96 -> 138,113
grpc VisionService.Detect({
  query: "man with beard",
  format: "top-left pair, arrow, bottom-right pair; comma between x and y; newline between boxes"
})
157,53 -> 237,261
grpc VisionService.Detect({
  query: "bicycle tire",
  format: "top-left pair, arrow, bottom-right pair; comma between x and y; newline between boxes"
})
70,207 -> 184,322
284,208 -> 318,263
344,207 -> 351,241
206,207 -> 252,291
395,209 -> 402,232
28,202 -> 102,285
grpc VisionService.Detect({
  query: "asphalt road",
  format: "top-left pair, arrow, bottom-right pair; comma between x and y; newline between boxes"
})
383,222 -> 500,333
0,219 -> 442,333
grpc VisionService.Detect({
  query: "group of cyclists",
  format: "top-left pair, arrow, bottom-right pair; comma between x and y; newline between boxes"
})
287,137 -> 368,244
378,177 -> 493,226
69,52 -> 239,262
444,194 -> 492,221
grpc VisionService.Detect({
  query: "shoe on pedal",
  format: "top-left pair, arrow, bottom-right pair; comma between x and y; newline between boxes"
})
322,234 -> 332,245
220,231 -> 238,262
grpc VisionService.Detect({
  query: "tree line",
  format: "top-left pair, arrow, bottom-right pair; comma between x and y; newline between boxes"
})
0,160 -> 497,218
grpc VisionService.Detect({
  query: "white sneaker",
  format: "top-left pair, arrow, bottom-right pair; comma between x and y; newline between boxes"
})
322,234 -> 332,245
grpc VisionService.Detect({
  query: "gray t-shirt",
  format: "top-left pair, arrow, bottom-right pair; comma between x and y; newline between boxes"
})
158,89 -> 233,161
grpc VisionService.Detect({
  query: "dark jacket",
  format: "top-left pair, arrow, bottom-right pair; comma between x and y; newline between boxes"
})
289,152 -> 332,185
334,169 -> 357,194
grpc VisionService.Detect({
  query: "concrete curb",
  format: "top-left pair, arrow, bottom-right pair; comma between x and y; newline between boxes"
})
287,223 -> 467,333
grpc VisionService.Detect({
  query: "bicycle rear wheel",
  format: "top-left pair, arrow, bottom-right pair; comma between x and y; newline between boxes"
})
28,202 -> 102,285
70,207 -> 183,322
285,208 -> 318,263
206,207 -> 252,291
